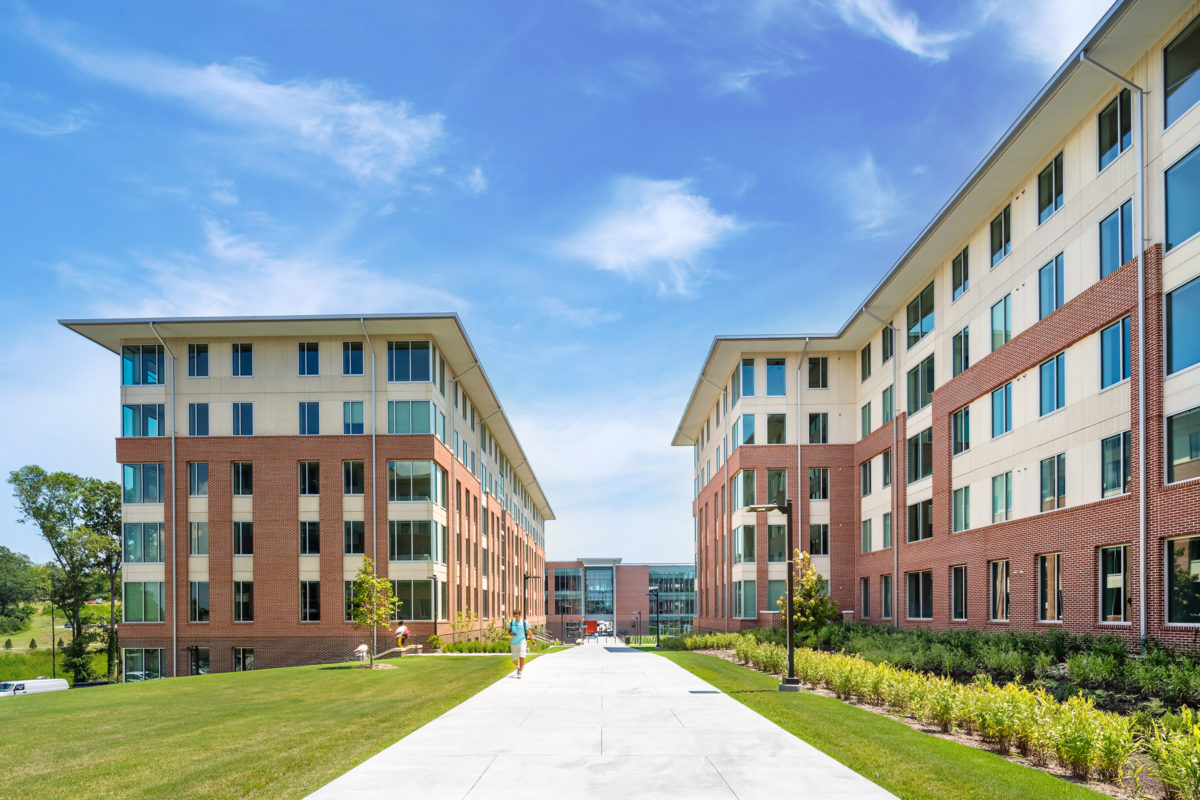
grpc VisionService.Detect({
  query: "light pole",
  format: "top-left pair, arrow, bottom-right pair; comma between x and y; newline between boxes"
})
747,498 -> 800,693
646,587 -> 660,648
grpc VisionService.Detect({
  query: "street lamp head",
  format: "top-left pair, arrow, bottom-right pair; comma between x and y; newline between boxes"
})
745,502 -> 789,514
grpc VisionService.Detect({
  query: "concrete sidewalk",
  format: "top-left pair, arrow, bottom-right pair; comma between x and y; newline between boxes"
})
306,643 -> 897,799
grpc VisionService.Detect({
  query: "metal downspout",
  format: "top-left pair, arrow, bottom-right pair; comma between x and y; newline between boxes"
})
360,319 -> 377,657
1079,52 -> 1148,651
862,307 -> 898,628
148,322 -> 177,675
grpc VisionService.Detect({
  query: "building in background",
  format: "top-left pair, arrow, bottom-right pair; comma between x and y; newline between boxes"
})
544,558 -> 695,640
676,0 -> 1200,645
62,314 -> 551,678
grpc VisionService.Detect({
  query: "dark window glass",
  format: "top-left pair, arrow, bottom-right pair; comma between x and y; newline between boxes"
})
809,524 -> 829,556
952,407 -> 969,455
1039,353 -> 1066,415
233,522 -> 253,556
1099,89 -> 1132,170
188,343 -> 208,378
1101,546 -> 1128,622
808,413 -> 827,444
991,383 -> 1012,437
1168,536 -> 1200,623
767,414 -> 786,444
344,460 -> 365,495
1038,253 -> 1065,319
990,205 -> 1011,266
232,462 -> 253,496
233,402 -> 253,436
951,566 -> 967,620
882,325 -> 894,363
1167,406 -> 1200,483
344,521 -> 365,555
1037,152 -> 1064,224
907,570 -> 932,619
343,341 -> 364,375
299,401 -> 320,435
905,282 -> 935,347
907,428 -> 933,482
189,581 -> 210,623
808,468 -> 828,501
952,328 -> 969,377
1100,317 -> 1131,389
300,521 -> 320,555
951,247 -> 968,300
1040,453 -> 1067,511
232,343 -> 253,377
299,461 -> 320,496
188,403 -> 209,436
301,581 -> 321,622
1165,16 -> 1200,127
906,499 -> 932,542
861,343 -> 871,382
1101,431 -> 1131,498
1099,200 -> 1134,279
234,582 -> 253,622
1166,145 -> 1200,250
905,355 -> 935,414
298,342 -> 319,376
808,357 -> 827,389
766,358 -> 786,396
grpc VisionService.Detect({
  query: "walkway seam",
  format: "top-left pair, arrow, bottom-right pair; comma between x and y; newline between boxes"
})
705,755 -> 739,799
463,755 -> 497,799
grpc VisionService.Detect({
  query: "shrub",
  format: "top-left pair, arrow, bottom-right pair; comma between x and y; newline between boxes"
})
28,639 -> 36,650
2,639 -> 9,650
1144,709 -> 1200,800
1067,653 -> 1118,689
426,634 -> 443,651
1054,694 -> 1101,779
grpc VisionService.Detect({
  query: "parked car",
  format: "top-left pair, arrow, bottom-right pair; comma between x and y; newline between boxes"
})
0,678 -> 70,697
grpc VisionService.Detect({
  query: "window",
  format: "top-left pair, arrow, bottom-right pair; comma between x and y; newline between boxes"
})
991,383 -> 1013,437
1167,145 -> 1200,249
881,385 -> 894,423
808,357 -> 827,389
768,580 -> 787,613
188,343 -> 208,378
990,205 -> 1011,266
882,449 -> 892,487
992,472 -> 1013,523
768,525 -> 787,562
388,520 -> 439,561
300,581 -> 321,622
809,468 -> 829,500
766,413 -> 786,444
232,402 -> 253,436
734,525 -> 755,564
952,486 -> 970,532
882,325 -> 894,363
881,574 -> 893,618
907,571 -> 932,619
122,463 -> 164,503
1100,317 -> 1131,389
1039,253 -> 1065,319
300,521 -> 320,556
190,581 -> 210,622
1099,200 -> 1133,279
1040,453 -> 1067,511
344,461 -> 364,496
1101,431 -> 1131,497
187,403 -> 209,437
1039,353 -> 1066,415
907,428 -> 932,483
860,578 -> 871,618
233,522 -> 253,556
386,340 -> 432,382
808,413 -> 828,444
731,365 -> 741,404
122,404 -> 164,437
123,581 -> 164,622
861,343 -> 872,382
189,462 -> 208,497
734,470 -> 755,509
1170,536 -> 1200,624
1165,16 -> 1200,127
741,358 -> 755,397
952,327 -> 969,377
809,524 -> 829,556
1168,406 -> 1200,483
990,560 -> 1010,621
344,521 -> 365,555
741,414 -> 755,446
861,402 -> 871,438
1038,553 -> 1063,622
906,354 -> 934,414
882,512 -> 892,547
860,461 -> 872,497
1037,152 -> 1064,224
951,247 -> 969,300
343,401 -> 364,434
299,461 -> 320,496
233,647 -> 254,672
343,341 -> 364,375
1099,89 -> 1132,170
232,462 -> 253,496
298,401 -> 319,435
388,400 -> 434,434
233,581 -> 254,622
189,522 -> 208,555
232,343 -> 253,377
766,358 -> 786,396
952,406 -> 970,455
990,295 -> 1012,352
298,342 -> 319,376
1167,275 -> 1200,374
951,566 -> 967,621
766,468 -> 787,506
387,460 -> 448,506
1101,545 -> 1129,622
123,522 -> 163,563
391,580 -> 434,621
124,648 -> 164,681
906,282 -> 935,347
121,344 -> 165,386
861,519 -> 872,554
907,499 -> 932,542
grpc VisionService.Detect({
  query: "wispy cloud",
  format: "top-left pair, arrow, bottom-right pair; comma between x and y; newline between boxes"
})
542,298 -> 621,328
830,0 -> 963,61
984,0 -> 1114,72
21,13 -> 443,183
709,59 -> 797,97
843,152 -> 901,236
464,166 -> 487,194
0,105 -> 90,136
557,177 -> 739,295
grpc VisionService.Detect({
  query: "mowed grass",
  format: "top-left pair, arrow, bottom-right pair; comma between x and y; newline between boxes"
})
0,655 -> 513,799
657,651 -> 1108,800
0,650 -> 108,683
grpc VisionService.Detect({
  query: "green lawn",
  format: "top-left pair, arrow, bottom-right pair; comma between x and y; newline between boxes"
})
0,655 -> 513,799
657,651 -> 1109,800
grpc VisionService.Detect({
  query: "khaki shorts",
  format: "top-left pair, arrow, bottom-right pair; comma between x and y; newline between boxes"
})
510,641 -> 527,659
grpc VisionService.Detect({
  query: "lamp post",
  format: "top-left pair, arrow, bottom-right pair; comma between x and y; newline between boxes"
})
646,587 -> 660,648
747,498 -> 800,693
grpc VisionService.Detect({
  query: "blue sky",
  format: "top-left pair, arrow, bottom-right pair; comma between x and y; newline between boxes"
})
0,0 -> 1114,564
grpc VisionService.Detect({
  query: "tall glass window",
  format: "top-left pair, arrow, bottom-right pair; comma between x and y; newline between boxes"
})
232,343 -> 253,377
232,402 -> 253,436
768,525 -> 787,562
299,461 -> 320,496
1040,453 -> 1067,511
388,400 -> 433,434
1039,553 -> 1062,622
122,404 -> 165,437
881,385 -> 894,423
990,205 -> 1011,266
1039,353 -> 1065,416
342,341 -> 364,375
990,560 -> 1010,621
344,521 -> 365,555
1101,431 -> 1131,498
1167,406 -> 1200,483
300,521 -> 320,556
881,574 -> 893,619
906,282 -> 935,347
734,525 -> 756,564
190,581 -> 210,622
1167,536 -> 1200,623
882,325 -> 894,363
343,401 -> 364,434
860,461 -> 872,497
187,343 -> 208,378
1037,152 -> 1064,224
584,567 -> 615,615
233,522 -> 253,556
188,462 -> 208,497
1101,545 -> 1128,622
907,499 -> 932,542
1099,199 -> 1133,278
123,523 -> 163,563
387,460 -> 447,506
882,449 -> 892,487
390,580 -> 434,621
808,413 -> 828,444
808,468 -> 829,500
124,582 -> 164,622
298,342 -> 319,376
741,413 -> 755,445
992,471 -> 1012,523
809,524 -> 829,556
952,327 -> 969,377
951,247 -> 968,300
861,402 -> 871,439
861,519 -> 872,554
121,345 -> 164,386
765,358 -> 786,396
907,571 -> 932,619
992,383 -> 1012,437
952,486 -> 970,534
906,428 -> 932,483
766,468 -> 787,505
122,463 -> 164,503
1038,253 -> 1064,319
233,462 -> 253,496
991,294 -> 1012,351
741,358 -> 755,397
861,343 -> 872,382
767,414 -> 786,444
299,401 -> 319,435
906,354 -> 934,414
189,522 -> 208,555
1166,145 -> 1200,250
952,407 -> 969,455
1165,16 -> 1200,127
344,460 -> 364,496
386,341 -> 432,382
951,566 -> 967,621
1099,89 -> 1132,170
882,512 -> 892,547
300,581 -> 321,622
233,581 -> 253,622
1100,317 -> 1131,389
188,403 -> 209,436
808,357 -> 827,389
1166,274 -> 1200,374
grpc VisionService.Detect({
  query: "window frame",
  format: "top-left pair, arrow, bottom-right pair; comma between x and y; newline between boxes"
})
951,565 -> 967,621
231,342 -> 253,378
1037,152 -> 1064,225
989,560 -> 1010,622
990,205 -> 1011,266
298,342 -> 320,377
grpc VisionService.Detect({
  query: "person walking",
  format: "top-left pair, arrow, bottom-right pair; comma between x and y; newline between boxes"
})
395,620 -> 410,649
508,609 -> 530,678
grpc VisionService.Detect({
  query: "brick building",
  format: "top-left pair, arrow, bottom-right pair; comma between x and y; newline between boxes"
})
544,559 -> 695,641
675,0 -> 1200,647
62,314 -> 551,677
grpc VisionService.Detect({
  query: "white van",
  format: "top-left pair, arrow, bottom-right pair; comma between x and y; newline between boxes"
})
0,678 -> 70,697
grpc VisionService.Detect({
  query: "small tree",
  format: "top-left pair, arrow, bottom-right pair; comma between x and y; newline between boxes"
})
29,639 -> 37,650
777,550 -> 839,647
3,639 -> 10,650
348,558 -> 400,668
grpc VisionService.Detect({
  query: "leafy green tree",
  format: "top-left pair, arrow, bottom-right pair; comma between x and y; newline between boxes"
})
777,550 -> 839,647
0,545 -> 38,617
29,639 -> 36,650
348,558 -> 400,668
80,478 -> 121,679
3,639 -> 10,650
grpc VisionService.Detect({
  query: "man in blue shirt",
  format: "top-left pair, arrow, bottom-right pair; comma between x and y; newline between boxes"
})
508,609 -> 530,678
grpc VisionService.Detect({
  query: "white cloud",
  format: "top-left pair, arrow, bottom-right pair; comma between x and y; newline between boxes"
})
465,166 -> 488,194
22,14 -> 443,183
558,177 -> 739,295
709,60 -> 796,97
0,105 -> 90,136
541,298 -> 621,328
986,0 -> 1114,72
830,0 -> 963,61
844,152 -> 901,235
